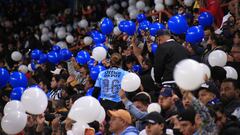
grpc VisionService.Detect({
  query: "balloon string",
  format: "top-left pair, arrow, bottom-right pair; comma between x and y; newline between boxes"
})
159,12 -> 162,23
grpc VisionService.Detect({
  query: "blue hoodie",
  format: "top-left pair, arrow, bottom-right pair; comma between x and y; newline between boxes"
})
119,126 -> 139,135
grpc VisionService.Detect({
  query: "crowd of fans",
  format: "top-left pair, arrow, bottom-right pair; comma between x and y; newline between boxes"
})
0,0 -> 240,135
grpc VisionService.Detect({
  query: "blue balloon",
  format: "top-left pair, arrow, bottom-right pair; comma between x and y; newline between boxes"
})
31,49 -> 42,60
125,21 -> 136,36
31,61 -> 37,71
137,14 -> 146,23
0,68 -> 9,88
118,20 -> 128,32
168,15 -> 189,35
198,12 -> 214,27
37,53 -> 48,64
118,20 -> 137,36
88,59 -> 96,69
90,65 -> 106,80
139,20 -> 151,31
186,26 -> 204,44
149,23 -> 166,36
10,87 -> 25,100
151,43 -> 158,55
60,49 -> 72,61
90,30 -> 100,36
47,51 -> 61,64
76,50 -> 90,65
132,64 -> 142,74
52,45 -> 61,52
9,72 -> 28,88
100,17 -> 114,35
91,32 -> 106,44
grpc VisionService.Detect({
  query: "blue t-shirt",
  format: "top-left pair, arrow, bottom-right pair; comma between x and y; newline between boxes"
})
95,67 -> 128,102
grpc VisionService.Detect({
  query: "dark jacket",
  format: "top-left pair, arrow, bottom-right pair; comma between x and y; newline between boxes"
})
224,99 -> 240,117
154,40 -> 188,84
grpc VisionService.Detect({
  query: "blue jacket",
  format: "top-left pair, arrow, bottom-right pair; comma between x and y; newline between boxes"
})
123,100 -> 148,130
113,126 -> 139,135
120,126 -> 139,135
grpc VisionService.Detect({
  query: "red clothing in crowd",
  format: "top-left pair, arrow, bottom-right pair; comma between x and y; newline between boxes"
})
200,0 -> 224,27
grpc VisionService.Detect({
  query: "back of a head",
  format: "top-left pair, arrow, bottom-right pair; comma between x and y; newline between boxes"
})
156,29 -> 171,37
211,66 -> 226,82
178,107 -> 196,125
110,53 -> 122,67
132,92 -> 151,106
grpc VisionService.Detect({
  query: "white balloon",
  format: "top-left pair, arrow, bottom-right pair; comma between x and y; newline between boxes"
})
78,19 -> 88,28
121,73 -> 141,92
129,0 -> 136,5
113,26 -> 122,36
21,87 -> 48,115
41,27 -> 49,34
4,101 -> 25,115
165,0 -> 174,6
44,19 -> 52,27
144,6 -> 150,12
48,32 -> 53,38
83,36 -> 93,46
154,0 -> 163,4
57,30 -> 66,39
121,1 -> 128,8
184,0 -> 195,7
59,26 -> 66,32
150,36 -> 155,41
130,9 -> 139,19
155,3 -> 165,12
224,66 -> 238,79
106,7 -> 116,17
147,103 -> 161,113
73,22 -> 78,30
136,1 -> 145,10
96,106 -> 106,123
208,50 -> 227,67
199,63 -> 211,80
18,65 -> 28,74
151,68 -> 155,81
1,111 -> 27,134
41,33 -> 49,42
54,27 -> 60,33
114,13 -> 124,21
11,51 -> 22,62
113,3 -> 120,10
39,23 -> 44,30
66,24 -> 73,32
72,122 -> 89,135
68,96 -> 101,123
128,5 -> 137,13
66,35 -> 74,44
174,59 -> 204,90
92,47 -> 107,62
28,64 -> 34,72
56,41 -> 68,49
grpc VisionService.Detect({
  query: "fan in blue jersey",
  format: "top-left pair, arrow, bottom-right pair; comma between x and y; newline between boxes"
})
94,53 -> 129,110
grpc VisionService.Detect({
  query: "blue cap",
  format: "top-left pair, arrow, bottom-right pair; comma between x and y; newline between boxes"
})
160,87 -> 173,97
